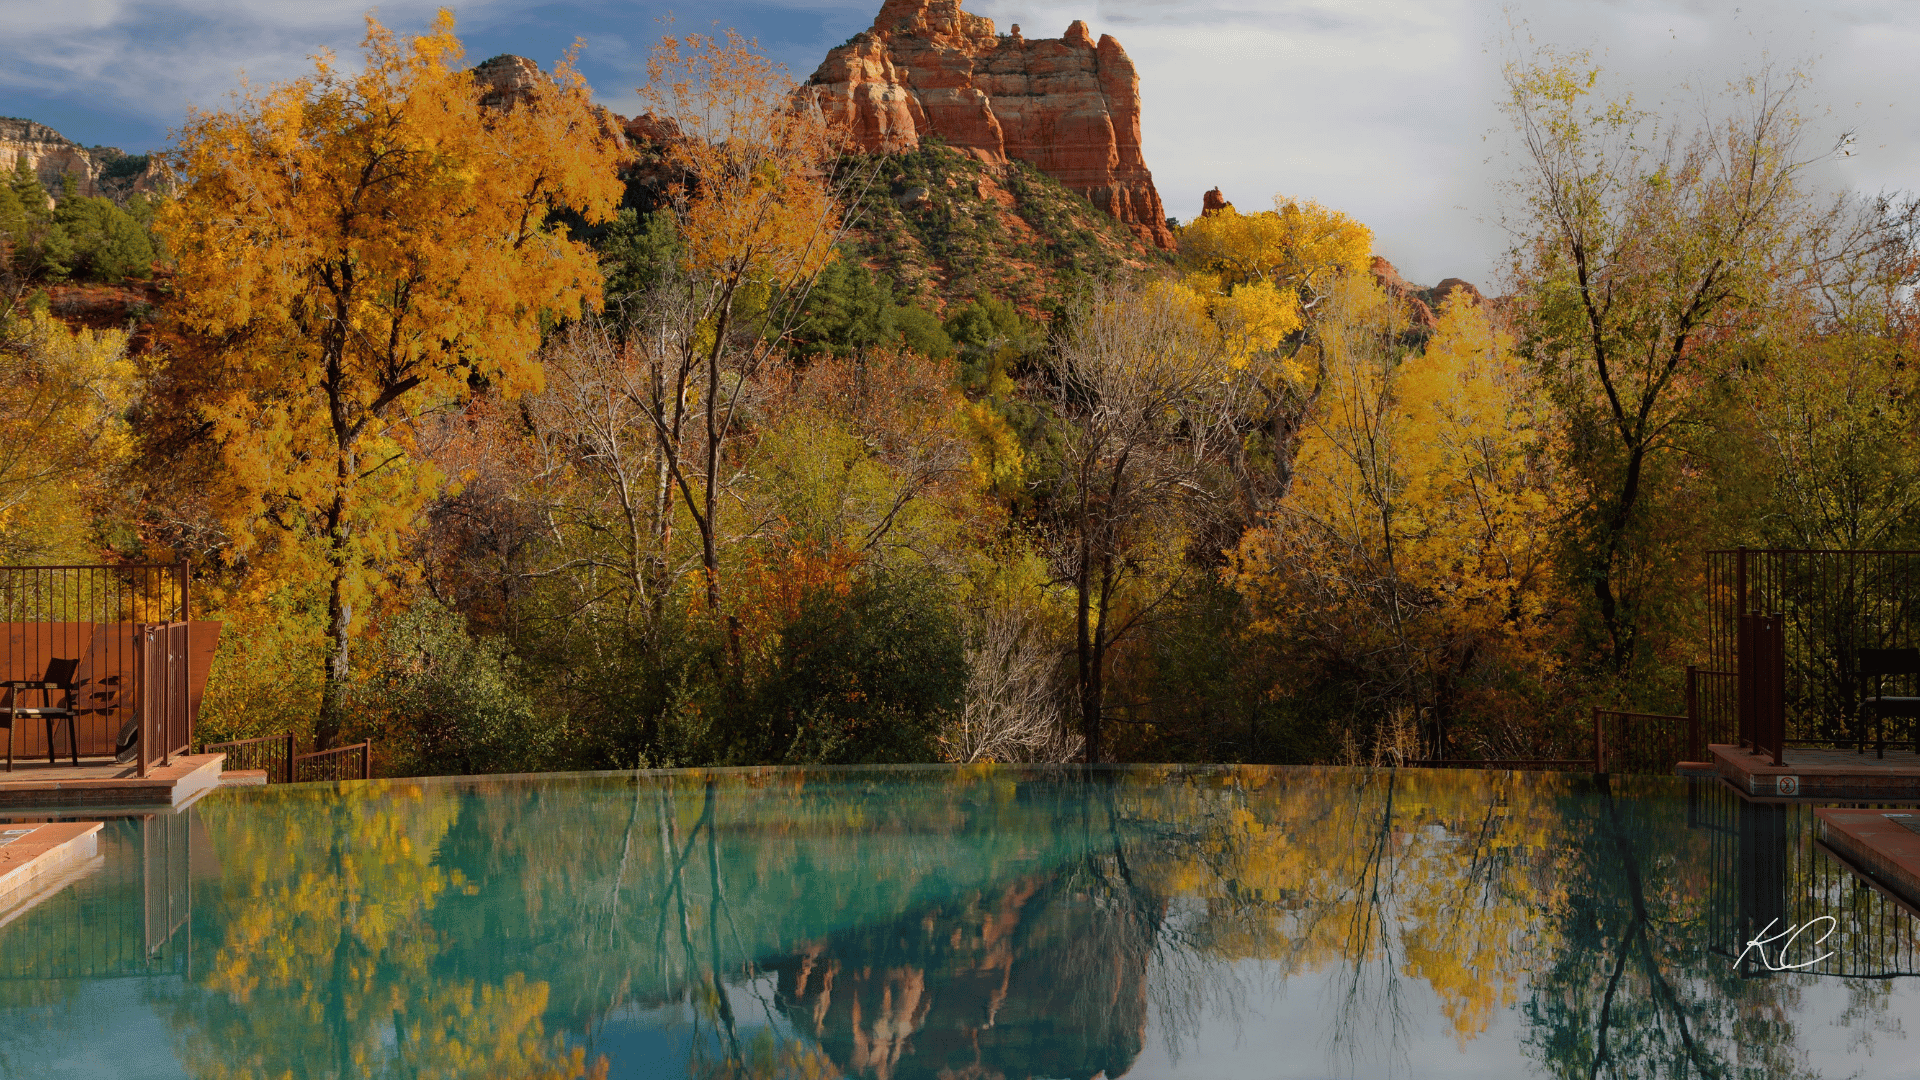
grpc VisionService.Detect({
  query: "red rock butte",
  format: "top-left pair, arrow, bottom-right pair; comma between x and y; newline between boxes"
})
806,0 -> 1174,249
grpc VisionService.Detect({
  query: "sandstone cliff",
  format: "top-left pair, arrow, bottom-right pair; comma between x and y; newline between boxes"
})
0,117 -> 159,203
807,0 -> 1174,249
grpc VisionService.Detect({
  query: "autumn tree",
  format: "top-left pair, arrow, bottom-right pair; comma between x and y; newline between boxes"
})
1230,284 -> 1566,758
1047,282 -> 1234,762
622,30 -> 850,636
159,11 -> 622,745
1502,53 -> 1876,671
1177,193 -> 1373,513
0,310 -> 135,561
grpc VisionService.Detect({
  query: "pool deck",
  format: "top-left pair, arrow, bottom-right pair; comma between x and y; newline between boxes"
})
1816,808 -> 1920,912
0,821 -> 103,925
0,754 -> 226,812
1711,743 -> 1920,799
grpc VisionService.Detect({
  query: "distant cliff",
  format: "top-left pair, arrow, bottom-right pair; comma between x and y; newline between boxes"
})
0,117 -> 160,204
806,0 -> 1173,249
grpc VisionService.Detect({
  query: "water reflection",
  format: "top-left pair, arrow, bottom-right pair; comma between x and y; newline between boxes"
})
0,767 -> 1917,1079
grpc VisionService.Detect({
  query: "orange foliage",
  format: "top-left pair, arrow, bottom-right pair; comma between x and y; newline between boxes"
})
158,9 -> 624,735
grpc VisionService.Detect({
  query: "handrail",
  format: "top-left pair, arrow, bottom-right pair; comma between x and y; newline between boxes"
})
292,741 -> 371,783
1409,759 -> 1596,769
202,732 -> 297,784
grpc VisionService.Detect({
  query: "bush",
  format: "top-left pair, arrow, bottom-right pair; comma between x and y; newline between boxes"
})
354,598 -> 555,776
745,571 -> 965,764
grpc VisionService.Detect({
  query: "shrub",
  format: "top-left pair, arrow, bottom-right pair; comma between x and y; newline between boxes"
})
354,597 -> 554,776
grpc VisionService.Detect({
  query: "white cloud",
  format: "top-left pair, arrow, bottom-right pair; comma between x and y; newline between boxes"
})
1,0 -> 1913,288
974,0 -> 1920,286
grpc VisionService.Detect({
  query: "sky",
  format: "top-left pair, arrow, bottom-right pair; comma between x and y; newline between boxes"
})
1,0 -> 1915,287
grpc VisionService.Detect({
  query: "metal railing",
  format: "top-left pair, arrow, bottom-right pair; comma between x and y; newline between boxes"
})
1707,548 -> 1920,753
1420,668 -> 1722,775
0,562 -> 192,778
293,741 -> 371,783
202,733 -> 297,784
1692,780 -> 1920,980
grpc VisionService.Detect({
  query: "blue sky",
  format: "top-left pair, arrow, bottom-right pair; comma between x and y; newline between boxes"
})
2,0 -> 1916,285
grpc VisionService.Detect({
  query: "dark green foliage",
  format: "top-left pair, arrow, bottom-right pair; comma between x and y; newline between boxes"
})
596,207 -> 680,298
1,159 -> 162,282
891,302 -> 953,358
510,572 -> 963,770
99,153 -> 149,182
795,251 -> 954,359
4,159 -> 68,279
354,598 -> 556,776
53,195 -> 155,280
946,294 -> 1046,392
747,573 -> 965,764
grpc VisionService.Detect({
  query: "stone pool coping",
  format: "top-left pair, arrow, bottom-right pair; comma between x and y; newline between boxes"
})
1816,808 -> 1920,912
0,821 -> 102,914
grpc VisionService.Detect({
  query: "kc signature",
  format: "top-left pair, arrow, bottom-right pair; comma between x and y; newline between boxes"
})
1731,917 -> 1836,971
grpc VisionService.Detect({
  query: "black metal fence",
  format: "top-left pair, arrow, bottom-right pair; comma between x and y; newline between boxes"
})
1706,549 -> 1920,754
1692,780 -> 1920,980
202,733 -> 297,784
0,562 -> 198,777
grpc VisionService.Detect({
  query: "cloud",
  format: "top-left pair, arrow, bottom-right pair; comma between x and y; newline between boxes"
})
1,0 -> 1914,287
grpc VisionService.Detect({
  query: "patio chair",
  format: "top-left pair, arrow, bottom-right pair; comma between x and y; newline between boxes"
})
1857,647 -> 1920,759
1,656 -> 82,771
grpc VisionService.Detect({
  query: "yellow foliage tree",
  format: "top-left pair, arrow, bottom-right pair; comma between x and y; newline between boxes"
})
159,10 -> 623,744
0,310 -> 134,561
628,31 -> 848,626
1176,194 -> 1375,512
1230,283 -> 1565,757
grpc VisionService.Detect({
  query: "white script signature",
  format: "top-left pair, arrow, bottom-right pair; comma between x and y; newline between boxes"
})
1731,917 -> 1836,971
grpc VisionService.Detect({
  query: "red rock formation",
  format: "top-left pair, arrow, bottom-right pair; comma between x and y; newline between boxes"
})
1370,256 -> 1437,330
807,0 -> 1174,249
0,117 -> 159,202
1202,187 -> 1232,215
1431,276 -> 1485,309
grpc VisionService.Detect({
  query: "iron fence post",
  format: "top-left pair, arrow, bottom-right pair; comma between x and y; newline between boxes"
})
1770,612 -> 1787,767
1737,546 -> 1749,617
1593,705 -> 1605,773
1687,665 -> 1701,762
136,624 -> 149,779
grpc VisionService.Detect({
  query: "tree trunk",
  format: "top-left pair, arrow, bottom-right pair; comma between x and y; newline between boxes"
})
1076,541 -> 1102,764
318,486 -> 352,750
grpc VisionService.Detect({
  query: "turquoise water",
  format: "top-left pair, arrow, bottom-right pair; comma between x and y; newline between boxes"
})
1,765 -> 1918,1078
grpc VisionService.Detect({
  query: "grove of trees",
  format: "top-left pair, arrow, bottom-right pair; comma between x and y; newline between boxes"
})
4,17 -> 1917,771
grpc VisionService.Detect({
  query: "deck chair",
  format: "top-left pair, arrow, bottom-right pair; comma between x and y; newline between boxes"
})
1858,647 -> 1920,759
2,657 -> 82,770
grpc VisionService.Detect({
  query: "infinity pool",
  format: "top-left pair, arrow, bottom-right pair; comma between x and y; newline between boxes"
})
1,765 -> 1916,1078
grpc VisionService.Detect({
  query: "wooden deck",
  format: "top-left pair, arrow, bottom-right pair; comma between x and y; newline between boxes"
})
1711,743 -> 1920,799
0,753 -> 226,811
1817,809 -> 1920,912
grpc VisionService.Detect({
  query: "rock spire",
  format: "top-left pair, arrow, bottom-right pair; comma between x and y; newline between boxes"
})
806,0 -> 1173,248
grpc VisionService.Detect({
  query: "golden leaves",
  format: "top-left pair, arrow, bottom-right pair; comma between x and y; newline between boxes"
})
0,311 -> 134,559
639,30 -> 842,288
158,9 -> 624,635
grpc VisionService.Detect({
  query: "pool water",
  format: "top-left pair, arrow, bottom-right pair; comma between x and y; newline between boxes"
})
1,765 -> 1917,1078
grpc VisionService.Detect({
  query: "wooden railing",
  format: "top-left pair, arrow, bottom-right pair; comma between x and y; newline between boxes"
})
201,733 -> 296,784
293,741 -> 371,783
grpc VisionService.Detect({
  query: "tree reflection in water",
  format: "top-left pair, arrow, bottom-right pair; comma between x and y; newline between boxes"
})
4,766 -> 1919,1079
